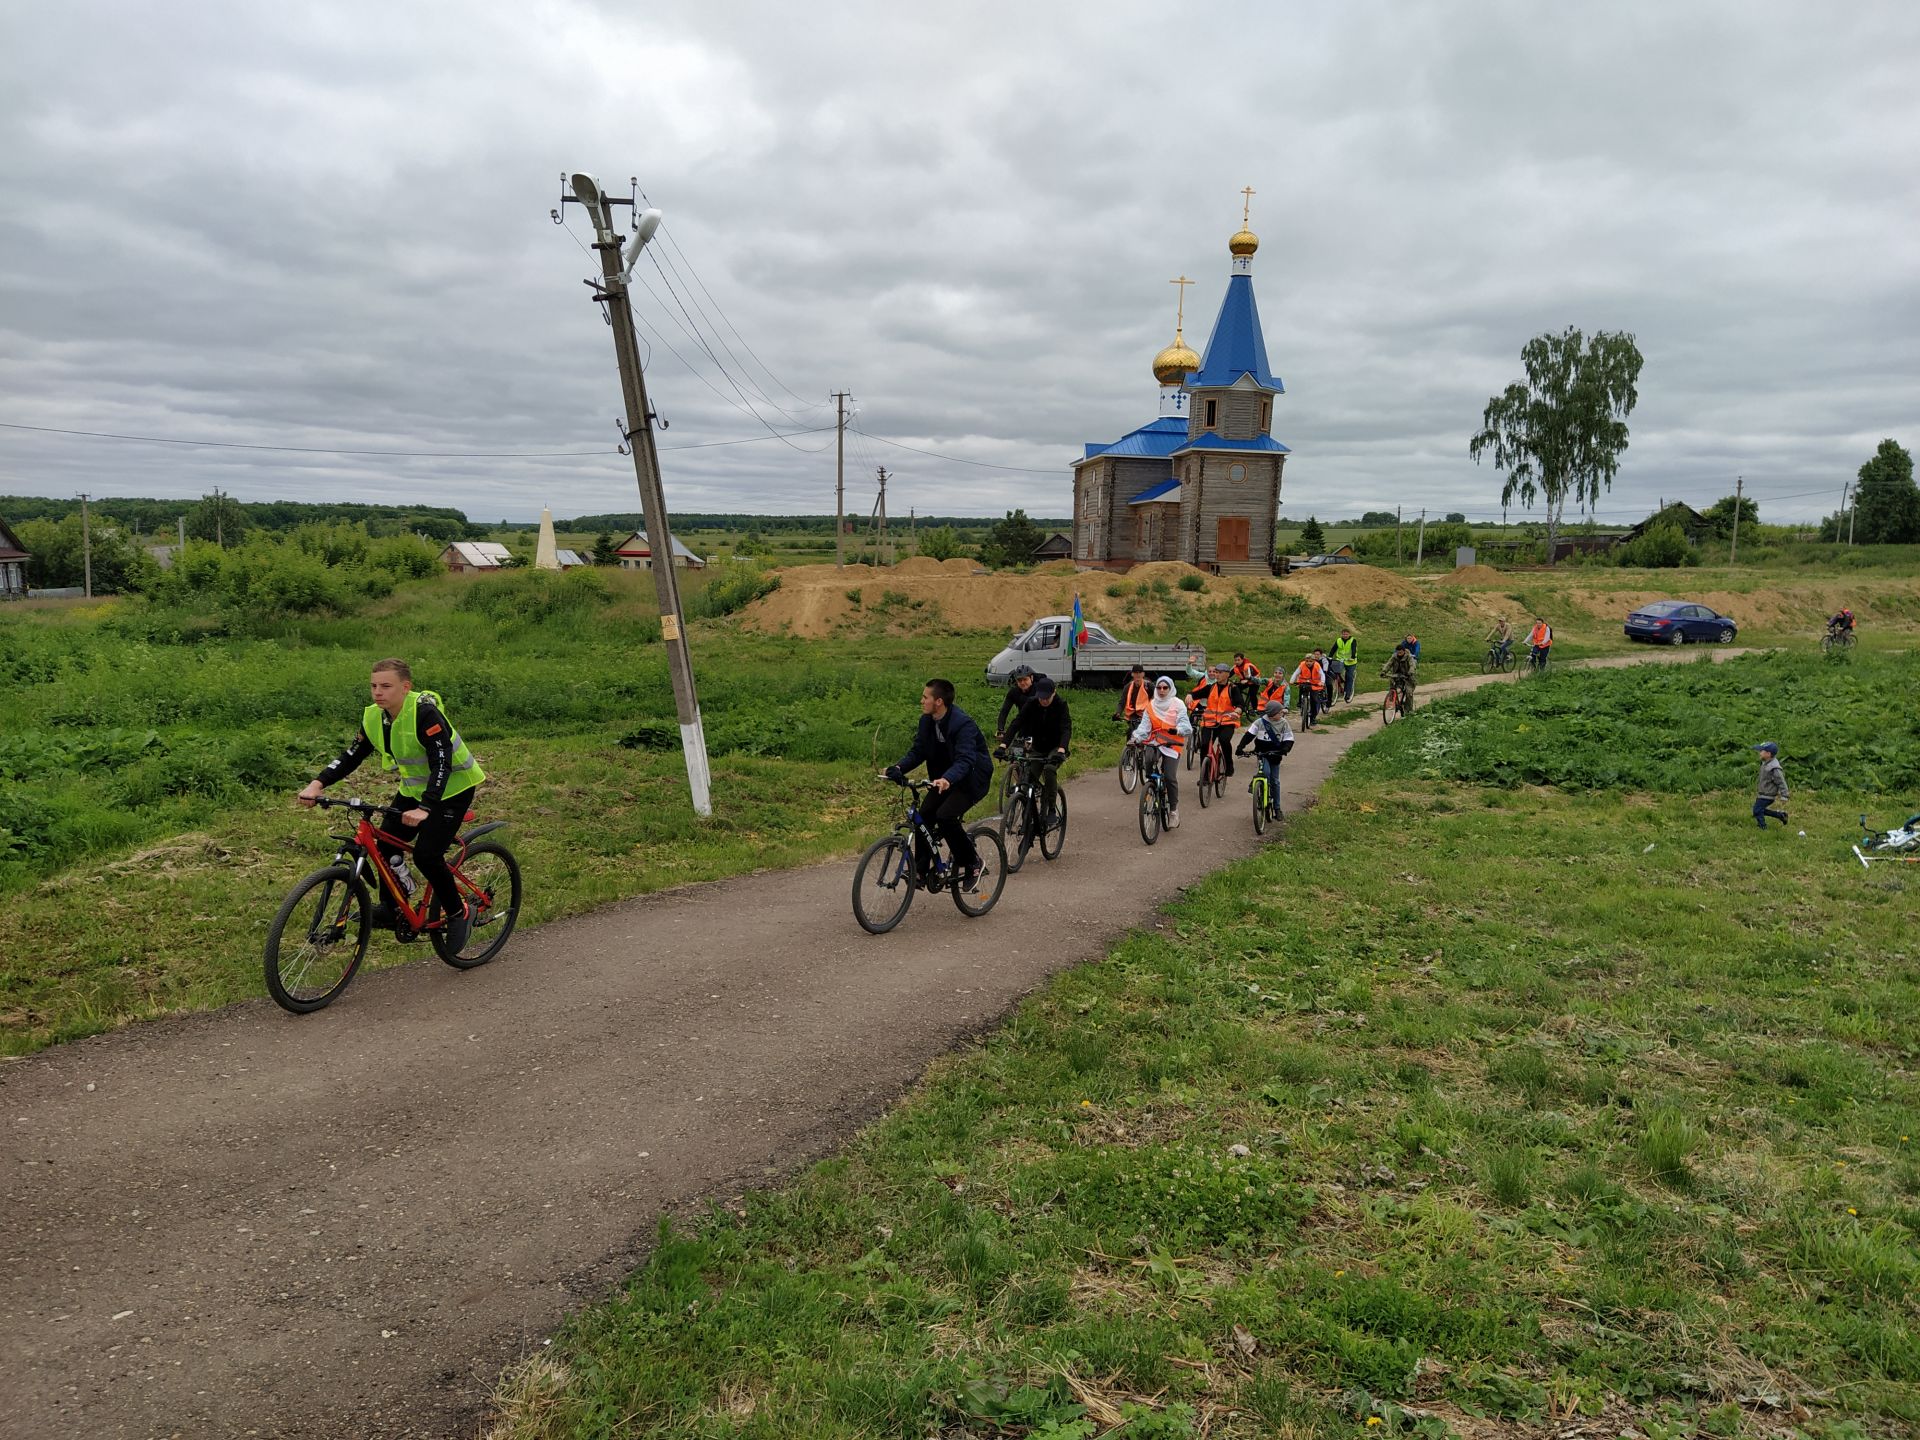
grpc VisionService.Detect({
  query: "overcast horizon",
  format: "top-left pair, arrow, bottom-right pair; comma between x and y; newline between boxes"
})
3,1 -> 1916,528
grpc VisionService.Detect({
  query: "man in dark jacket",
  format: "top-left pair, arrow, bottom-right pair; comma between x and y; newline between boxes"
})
885,678 -> 994,885
1008,675 -> 1072,854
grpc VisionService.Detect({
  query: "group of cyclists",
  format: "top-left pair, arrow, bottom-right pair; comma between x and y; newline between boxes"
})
1482,614 -> 1555,672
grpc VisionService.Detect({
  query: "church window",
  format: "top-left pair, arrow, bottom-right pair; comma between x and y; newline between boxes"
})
1204,398 -> 1218,429
1230,463 -> 1246,481
1260,400 -> 1270,431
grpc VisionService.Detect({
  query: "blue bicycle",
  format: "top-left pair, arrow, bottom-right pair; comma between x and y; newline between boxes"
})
852,779 -> 1008,933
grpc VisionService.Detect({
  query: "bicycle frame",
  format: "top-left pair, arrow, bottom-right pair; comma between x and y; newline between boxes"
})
322,799 -> 478,933
881,783 -> 958,888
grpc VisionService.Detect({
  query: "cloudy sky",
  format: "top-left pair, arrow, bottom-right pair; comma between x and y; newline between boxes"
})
2,1 -> 1915,526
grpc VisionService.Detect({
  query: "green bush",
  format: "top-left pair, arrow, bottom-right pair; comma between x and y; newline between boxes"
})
1614,521 -> 1698,569
455,567 -> 611,625
1177,574 -> 1205,593
685,563 -> 779,620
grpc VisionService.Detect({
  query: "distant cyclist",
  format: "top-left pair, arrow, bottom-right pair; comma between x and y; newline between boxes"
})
1130,676 -> 1193,828
1826,608 -> 1855,641
1527,617 -> 1553,670
1236,700 -> 1295,821
1006,675 -> 1072,859
1381,642 -> 1417,710
995,665 -> 1038,741
1228,652 -> 1263,713
1116,664 -> 1151,728
1485,616 -> 1514,666
1330,628 -> 1359,702
298,657 -> 483,950
1188,663 -> 1241,777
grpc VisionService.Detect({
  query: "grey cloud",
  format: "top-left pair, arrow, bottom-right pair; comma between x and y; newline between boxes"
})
1,0 -> 1915,526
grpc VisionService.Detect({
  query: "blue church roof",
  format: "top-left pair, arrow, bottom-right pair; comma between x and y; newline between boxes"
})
1127,478 -> 1180,504
1080,414 -> 1189,462
1187,273 -> 1284,392
1170,433 -> 1292,457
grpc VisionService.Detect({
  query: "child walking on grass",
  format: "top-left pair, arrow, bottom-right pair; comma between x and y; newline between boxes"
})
1752,741 -> 1790,828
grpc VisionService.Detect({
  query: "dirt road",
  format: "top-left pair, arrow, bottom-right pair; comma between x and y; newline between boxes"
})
0,648 -> 1748,1438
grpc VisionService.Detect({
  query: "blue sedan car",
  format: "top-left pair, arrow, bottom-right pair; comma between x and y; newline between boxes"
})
1624,600 -> 1738,646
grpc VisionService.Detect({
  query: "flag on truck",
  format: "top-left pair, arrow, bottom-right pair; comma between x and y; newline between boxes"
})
1071,594 -> 1087,652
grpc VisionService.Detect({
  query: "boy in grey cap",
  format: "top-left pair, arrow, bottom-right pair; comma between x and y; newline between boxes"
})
1752,742 -> 1789,828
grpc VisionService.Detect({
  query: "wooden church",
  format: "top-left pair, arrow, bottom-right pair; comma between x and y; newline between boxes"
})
1071,196 -> 1289,574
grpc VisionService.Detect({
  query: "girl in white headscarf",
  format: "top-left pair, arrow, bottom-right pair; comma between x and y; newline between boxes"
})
1129,675 -> 1193,827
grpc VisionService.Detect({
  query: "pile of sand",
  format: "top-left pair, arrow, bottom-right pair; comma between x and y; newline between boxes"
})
1437,564 -> 1510,587
745,564 -> 1096,638
1279,564 -> 1420,615
1128,561 -> 1213,585
890,556 -> 947,576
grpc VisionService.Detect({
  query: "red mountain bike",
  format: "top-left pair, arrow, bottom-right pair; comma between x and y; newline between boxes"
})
264,796 -> 522,1013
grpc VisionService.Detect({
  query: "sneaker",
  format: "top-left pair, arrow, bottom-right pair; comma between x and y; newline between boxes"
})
442,902 -> 472,954
1169,809 -> 1181,829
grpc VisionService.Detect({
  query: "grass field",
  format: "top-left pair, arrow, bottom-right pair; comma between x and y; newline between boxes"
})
0,567 -> 1908,1058
485,653 -> 1920,1439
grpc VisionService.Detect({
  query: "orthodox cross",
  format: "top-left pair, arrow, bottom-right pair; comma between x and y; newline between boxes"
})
1240,185 -> 1256,226
1169,275 -> 1193,335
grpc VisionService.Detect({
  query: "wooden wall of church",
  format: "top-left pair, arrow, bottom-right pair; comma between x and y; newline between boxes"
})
1179,454 -> 1285,571
1186,390 -> 1271,443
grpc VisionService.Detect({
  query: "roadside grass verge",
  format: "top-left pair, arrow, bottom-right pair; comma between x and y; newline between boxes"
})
482,707 -> 1920,1434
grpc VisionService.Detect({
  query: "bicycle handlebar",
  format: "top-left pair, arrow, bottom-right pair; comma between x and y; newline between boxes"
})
311,795 -> 407,816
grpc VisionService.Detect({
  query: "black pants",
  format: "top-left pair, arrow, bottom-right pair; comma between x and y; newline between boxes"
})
380,790 -> 473,916
917,783 -> 984,872
1200,725 -> 1235,776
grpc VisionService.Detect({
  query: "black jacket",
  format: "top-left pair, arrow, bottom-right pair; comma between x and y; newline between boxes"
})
996,681 -> 1037,733
888,704 -> 993,793
318,698 -> 459,804
1011,695 -> 1072,757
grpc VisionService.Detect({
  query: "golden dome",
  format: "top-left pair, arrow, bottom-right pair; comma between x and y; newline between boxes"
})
1229,227 -> 1260,257
1152,329 -> 1200,385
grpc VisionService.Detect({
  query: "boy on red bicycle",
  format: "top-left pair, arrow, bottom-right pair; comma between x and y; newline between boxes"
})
298,657 -> 483,950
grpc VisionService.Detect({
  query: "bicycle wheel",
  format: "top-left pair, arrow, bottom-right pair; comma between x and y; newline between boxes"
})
1381,691 -> 1397,725
852,833 -> 916,933
1252,777 -> 1269,835
953,826 -> 1007,917
1118,744 -> 1140,794
264,865 -> 371,1014
1482,649 -> 1498,675
431,840 -> 521,969
1039,789 -> 1067,861
996,762 -> 1017,820
1139,783 -> 1162,845
1197,750 -> 1214,808
1003,792 -> 1033,874
1184,735 -> 1197,771
1502,650 -> 1516,673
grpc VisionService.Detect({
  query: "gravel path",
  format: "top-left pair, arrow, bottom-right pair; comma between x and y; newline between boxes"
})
0,646 -> 1749,1438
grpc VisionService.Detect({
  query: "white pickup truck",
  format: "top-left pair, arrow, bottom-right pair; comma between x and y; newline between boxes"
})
984,615 -> 1202,689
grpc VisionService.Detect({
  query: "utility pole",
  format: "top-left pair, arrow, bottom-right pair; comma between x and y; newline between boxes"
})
1395,505 -> 1403,563
565,171 -> 712,818
908,507 -> 916,556
211,486 -> 225,548
1837,481 -> 1850,546
1414,508 -> 1427,568
832,390 -> 850,567
871,466 -> 890,565
176,514 -> 186,553
1848,485 -> 1857,546
78,493 -> 93,598
1729,475 -> 1742,564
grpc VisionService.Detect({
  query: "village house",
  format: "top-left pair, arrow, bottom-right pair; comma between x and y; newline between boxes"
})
614,531 -> 706,570
439,541 -> 513,573
0,516 -> 30,598
1071,197 -> 1290,575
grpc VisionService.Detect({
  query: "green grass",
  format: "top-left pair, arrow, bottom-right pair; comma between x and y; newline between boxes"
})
483,657 -> 1920,1438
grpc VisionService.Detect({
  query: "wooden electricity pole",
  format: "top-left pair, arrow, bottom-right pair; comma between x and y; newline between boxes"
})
78,493 -> 93,598
1729,475 -> 1743,564
832,390 -> 850,567
567,172 -> 712,818
1414,508 -> 1427,568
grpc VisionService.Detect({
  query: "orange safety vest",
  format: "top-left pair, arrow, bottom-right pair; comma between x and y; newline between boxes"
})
1530,622 -> 1551,647
1258,677 -> 1287,708
1147,713 -> 1186,756
1299,658 -> 1324,688
1230,658 -> 1259,681
1199,683 -> 1239,726
1122,677 -> 1150,714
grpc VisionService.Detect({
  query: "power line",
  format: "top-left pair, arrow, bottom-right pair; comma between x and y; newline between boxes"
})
851,424 -> 1059,475
0,418 -> 835,459
0,420 -> 614,459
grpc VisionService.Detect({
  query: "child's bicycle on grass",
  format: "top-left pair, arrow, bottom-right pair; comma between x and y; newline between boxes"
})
1853,812 -> 1920,868
853,779 -> 1007,933
266,796 -> 521,1014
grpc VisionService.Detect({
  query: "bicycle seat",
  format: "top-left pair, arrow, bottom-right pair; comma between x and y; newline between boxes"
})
464,810 -> 477,822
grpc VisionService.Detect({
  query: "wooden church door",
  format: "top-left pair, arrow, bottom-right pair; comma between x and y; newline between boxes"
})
1216,516 -> 1250,564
